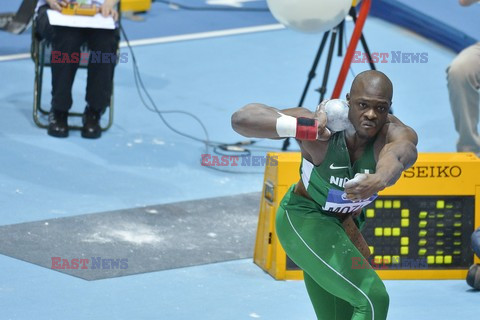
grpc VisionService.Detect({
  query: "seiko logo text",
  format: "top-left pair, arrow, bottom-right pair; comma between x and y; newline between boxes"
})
403,166 -> 462,178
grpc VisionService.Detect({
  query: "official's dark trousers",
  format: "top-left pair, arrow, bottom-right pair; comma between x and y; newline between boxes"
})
35,5 -> 119,114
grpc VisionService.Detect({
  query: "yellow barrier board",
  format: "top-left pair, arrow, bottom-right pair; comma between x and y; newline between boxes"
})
253,152 -> 480,280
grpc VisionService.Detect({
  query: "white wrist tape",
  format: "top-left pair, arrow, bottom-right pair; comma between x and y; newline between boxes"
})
276,112 -> 297,137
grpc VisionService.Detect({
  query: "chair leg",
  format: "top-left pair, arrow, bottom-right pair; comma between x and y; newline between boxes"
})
33,42 -> 48,129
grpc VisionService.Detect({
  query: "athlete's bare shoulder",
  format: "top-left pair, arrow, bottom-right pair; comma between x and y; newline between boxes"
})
383,114 -> 418,144
374,114 -> 418,159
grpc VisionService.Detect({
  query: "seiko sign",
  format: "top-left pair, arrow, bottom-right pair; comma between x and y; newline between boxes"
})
403,165 -> 462,178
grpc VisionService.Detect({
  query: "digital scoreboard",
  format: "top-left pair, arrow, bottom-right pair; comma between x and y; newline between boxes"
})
254,152 -> 480,280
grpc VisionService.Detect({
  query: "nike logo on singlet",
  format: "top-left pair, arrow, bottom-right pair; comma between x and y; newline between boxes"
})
329,164 -> 349,170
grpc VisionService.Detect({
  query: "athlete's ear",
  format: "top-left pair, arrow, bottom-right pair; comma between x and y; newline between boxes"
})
346,93 -> 350,103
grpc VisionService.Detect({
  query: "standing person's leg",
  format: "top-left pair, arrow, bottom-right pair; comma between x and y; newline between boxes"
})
82,28 -> 119,138
276,188 -> 389,320
447,42 -> 480,155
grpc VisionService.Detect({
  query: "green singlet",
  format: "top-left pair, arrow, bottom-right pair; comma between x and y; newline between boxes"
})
276,131 -> 389,320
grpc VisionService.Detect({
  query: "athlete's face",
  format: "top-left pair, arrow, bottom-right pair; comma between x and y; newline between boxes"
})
346,80 -> 391,139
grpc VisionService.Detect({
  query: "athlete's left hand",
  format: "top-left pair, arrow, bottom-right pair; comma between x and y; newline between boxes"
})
344,173 -> 386,201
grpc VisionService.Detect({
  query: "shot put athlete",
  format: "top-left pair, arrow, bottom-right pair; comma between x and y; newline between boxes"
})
231,70 -> 418,320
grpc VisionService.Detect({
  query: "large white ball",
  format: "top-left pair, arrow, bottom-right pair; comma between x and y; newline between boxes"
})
266,0 -> 352,34
324,99 -> 350,132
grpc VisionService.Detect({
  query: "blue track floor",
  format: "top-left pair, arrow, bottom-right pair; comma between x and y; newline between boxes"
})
0,1 -> 478,319
1,255 -> 478,320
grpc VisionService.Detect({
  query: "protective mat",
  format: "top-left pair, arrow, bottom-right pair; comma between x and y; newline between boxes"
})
0,192 -> 261,281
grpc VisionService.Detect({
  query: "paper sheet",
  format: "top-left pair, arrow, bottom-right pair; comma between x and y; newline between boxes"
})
47,9 -> 115,30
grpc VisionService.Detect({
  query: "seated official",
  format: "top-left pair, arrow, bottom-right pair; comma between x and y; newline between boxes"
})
35,0 -> 120,139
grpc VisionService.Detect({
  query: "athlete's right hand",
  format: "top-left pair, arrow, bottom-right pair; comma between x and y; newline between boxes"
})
46,0 -> 68,12
344,173 -> 385,201
314,100 -> 332,141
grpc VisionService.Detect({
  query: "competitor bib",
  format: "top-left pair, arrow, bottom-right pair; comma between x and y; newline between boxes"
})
323,189 -> 377,214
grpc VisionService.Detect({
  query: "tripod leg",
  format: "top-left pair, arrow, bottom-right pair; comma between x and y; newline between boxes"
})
281,137 -> 290,151
338,20 -> 345,57
298,31 -> 330,107
316,28 -> 338,104
359,34 -> 376,70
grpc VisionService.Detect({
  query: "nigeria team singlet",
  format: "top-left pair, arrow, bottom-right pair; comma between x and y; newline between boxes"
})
300,131 -> 377,223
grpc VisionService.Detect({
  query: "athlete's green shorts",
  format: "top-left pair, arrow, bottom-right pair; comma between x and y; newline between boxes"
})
276,185 -> 389,320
